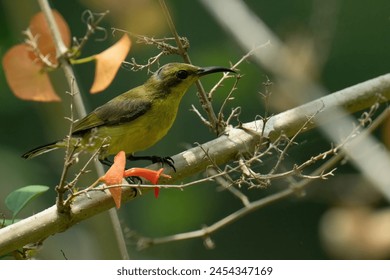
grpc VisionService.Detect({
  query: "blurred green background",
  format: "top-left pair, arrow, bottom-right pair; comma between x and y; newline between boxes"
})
0,0 -> 389,259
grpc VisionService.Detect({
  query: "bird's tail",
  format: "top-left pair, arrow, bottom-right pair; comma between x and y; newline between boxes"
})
22,141 -> 60,159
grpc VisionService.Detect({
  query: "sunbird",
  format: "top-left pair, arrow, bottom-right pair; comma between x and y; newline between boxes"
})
22,63 -> 235,169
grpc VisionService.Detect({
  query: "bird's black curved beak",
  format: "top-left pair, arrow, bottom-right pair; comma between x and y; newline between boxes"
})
197,66 -> 236,77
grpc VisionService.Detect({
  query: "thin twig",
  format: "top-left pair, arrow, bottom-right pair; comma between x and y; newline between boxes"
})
159,0 -> 223,134
208,42 -> 270,99
37,0 -> 130,260
136,186 -> 293,249
72,10 -> 110,54
23,29 -> 58,68
217,75 -> 241,126
56,80 -> 80,213
207,167 -> 250,206
269,107 -> 321,175
113,29 -> 190,73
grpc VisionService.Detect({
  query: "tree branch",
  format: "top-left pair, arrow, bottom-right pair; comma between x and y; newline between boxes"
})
1,73 -> 389,255
36,0 -> 129,259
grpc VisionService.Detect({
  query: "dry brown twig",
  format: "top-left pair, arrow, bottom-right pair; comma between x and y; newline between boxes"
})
74,10 -> 110,50
112,28 -> 189,73
191,43 -> 270,133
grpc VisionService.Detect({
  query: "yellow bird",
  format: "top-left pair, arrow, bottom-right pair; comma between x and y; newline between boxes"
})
22,63 -> 234,169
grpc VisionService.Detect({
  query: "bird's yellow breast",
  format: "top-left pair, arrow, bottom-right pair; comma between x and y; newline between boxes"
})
80,94 -> 182,158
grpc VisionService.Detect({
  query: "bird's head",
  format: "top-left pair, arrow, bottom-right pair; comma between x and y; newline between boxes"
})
145,63 -> 235,98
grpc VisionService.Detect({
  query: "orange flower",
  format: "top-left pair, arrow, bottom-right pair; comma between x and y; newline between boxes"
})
99,151 -> 171,208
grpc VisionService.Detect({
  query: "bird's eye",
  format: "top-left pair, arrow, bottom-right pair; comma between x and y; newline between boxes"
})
176,70 -> 188,80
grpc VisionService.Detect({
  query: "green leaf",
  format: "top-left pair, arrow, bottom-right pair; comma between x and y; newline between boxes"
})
5,185 -> 49,220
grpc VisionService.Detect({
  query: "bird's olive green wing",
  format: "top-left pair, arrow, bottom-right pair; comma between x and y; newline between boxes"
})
72,95 -> 152,136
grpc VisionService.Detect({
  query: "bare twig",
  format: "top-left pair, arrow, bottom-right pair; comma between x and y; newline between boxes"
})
269,107 -> 321,175
56,87 -> 80,212
192,43 -> 270,133
63,139 -> 110,207
37,0 -> 130,260
72,10 -> 110,53
159,0 -> 225,134
134,184 -> 298,249
113,30 -> 189,73
23,29 -> 58,69
207,167 -> 250,206
208,42 -> 270,99
217,75 -> 241,127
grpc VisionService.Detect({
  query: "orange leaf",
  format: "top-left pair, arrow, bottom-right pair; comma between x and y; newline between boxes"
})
100,151 -> 126,209
90,34 -> 131,94
29,10 -> 71,64
2,44 -> 61,102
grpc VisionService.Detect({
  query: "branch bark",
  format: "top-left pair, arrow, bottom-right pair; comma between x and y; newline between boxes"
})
1,73 -> 389,256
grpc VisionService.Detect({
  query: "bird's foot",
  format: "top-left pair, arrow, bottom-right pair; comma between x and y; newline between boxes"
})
127,155 -> 176,172
125,176 -> 142,184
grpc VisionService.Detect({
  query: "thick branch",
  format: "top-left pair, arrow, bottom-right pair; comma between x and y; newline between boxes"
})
0,73 -> 389,255
0,187 -> 137,256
